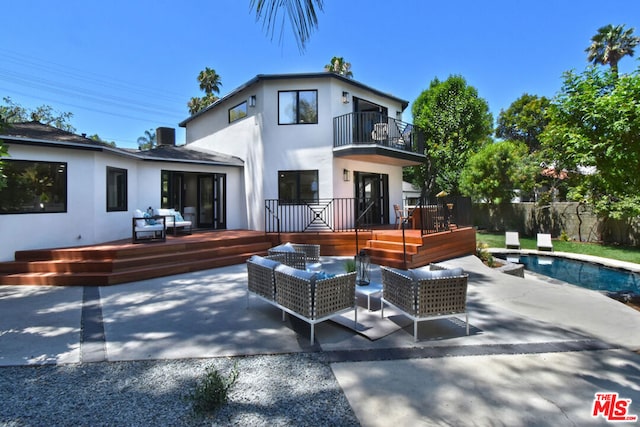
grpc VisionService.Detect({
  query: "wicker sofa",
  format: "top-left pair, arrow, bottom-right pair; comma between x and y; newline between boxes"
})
380,264 -> 469,341
267,243 -> 321,271
246,254 -> 357,344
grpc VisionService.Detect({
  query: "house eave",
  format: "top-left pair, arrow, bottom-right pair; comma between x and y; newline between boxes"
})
2,136 -> 244,167
333,145 -> 425,167
179,72 -> 410,127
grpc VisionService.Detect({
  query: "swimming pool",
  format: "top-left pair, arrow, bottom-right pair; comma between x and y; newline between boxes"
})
496,254 -> 640,295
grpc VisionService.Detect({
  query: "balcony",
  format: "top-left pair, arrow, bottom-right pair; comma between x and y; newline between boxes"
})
333,112 -> 426,166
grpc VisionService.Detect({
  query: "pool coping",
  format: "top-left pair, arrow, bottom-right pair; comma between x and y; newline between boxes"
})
489,248 -> 640,274
489,248 -> 640,299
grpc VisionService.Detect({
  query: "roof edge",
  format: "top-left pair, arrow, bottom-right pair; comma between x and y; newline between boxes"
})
179,72 -> 409,127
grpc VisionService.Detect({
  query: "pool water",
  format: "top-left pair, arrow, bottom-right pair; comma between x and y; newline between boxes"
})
498,254 -> 640,295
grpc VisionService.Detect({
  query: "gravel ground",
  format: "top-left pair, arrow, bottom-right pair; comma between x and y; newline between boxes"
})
0,353 -> 360,426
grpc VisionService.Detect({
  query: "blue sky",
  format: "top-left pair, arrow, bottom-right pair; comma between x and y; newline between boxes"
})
2,1 -> 640,148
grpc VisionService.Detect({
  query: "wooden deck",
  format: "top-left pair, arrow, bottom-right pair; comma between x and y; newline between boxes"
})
0,227 -> 476,286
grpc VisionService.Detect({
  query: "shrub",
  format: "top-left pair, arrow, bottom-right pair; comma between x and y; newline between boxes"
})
476,242 -> 496,267
189,362 -> 239,416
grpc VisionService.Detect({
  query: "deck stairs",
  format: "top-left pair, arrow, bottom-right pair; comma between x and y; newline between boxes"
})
364,226 -> 475,269
0,231 -> 274,286
0,228 -> 476,286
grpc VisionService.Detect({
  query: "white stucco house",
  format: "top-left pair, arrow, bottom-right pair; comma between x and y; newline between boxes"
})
0,72 -> 425,261
180,72 -> 425,233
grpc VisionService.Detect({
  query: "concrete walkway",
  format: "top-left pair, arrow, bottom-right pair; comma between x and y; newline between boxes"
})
1,255 -> 640,426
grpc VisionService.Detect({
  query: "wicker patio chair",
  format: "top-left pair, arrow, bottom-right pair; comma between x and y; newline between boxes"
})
246,254 -> 286,306
380,265 -> 469,341
267,243 -> 321,270
274,265 -> 357,344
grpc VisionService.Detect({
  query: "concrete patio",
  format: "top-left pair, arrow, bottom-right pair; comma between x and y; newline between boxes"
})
1,254 -> 639,425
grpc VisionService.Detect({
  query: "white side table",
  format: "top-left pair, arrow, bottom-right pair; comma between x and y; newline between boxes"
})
355,282 -> 383,311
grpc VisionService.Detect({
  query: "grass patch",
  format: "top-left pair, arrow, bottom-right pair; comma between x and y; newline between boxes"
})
476,231 -> 640,264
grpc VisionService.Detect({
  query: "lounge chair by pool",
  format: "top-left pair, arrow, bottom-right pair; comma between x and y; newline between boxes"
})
537,233 -> 553,251
505,232 -> 521,249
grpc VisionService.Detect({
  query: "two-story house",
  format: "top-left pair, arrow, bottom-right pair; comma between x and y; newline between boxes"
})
180,72 -> 425,233
0,74 -> 426,262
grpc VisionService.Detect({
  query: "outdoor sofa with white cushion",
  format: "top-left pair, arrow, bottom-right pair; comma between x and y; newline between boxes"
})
267,242 -> 321,271
154,208 -> 192,235
380,264 -> 469,341
132,209 -> 167,243
246,254 -> 357,344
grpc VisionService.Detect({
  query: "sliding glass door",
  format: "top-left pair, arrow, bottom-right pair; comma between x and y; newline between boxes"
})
198,174 -> 226,229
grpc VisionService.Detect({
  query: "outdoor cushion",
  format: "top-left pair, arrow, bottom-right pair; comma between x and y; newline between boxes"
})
315,271 -> 335,280
155,208 -> 174,216
248,255 -> 281,270
174,211 -> 185,222
271,242 -> 296,252
275,264 -> 317,282
143,212 -> 157,225
134,209 -> 146,227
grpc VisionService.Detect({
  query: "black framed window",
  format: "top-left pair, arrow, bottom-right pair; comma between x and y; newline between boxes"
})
278,90 -> 318,124
0,160 -> 67,214
228,101 -> 247,123
278,170 -> 318,203
106,166 -> 127,212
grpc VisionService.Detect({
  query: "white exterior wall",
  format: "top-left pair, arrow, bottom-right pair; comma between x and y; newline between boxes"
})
184,74 -> 410,231
0,144 -> 131,260
186,89 -> 262,229
1,143 -> 243,261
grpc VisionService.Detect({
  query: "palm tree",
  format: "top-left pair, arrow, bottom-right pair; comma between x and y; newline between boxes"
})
137,129 -> 156,150
197,67 -> 222,96
585,24 -> 640,78
324,56 -> 353,78
250,0 -> 324,51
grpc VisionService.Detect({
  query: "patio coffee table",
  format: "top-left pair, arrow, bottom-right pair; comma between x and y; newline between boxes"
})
355,282 -> 383,311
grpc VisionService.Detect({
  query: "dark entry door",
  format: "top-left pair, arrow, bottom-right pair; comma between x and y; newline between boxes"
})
354,172 -> 389,226
161,171 -> 185,212
197,174 -> 226,229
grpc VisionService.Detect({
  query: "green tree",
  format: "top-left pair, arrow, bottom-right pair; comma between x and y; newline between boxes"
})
540,66 -> 640,218
88,134 -> 116,147
137,129 -> 157,150
495,94 -> 551,152
198,67 -> 222,95
411,75 -> 493,196
460,141 -> 535,204
585,24 -> 640,78
324,56 -> 353,78
1,97 -> 75,132
187,68 -> 222,115
250,0 -> 323,51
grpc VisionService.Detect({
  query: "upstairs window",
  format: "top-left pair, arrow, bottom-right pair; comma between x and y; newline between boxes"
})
278,170 -> 318,203
228,101 -> 247,123
278,90 -> 318,124
106,166 -> 127,212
